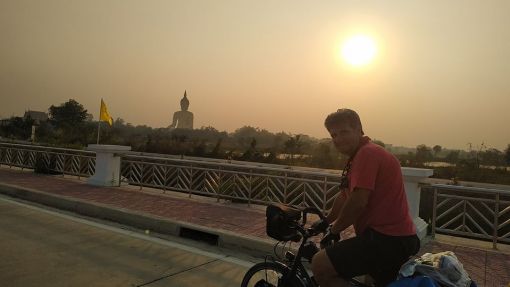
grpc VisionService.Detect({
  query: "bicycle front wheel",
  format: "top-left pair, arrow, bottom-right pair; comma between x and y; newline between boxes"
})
241,262 -> 306,287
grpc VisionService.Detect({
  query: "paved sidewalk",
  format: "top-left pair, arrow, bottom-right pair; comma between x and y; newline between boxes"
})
0,167 -> 509,286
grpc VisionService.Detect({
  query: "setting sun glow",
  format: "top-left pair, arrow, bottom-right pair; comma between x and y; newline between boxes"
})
341,35 -> 377,67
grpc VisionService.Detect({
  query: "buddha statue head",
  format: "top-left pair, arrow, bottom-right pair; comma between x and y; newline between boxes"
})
180,91 -> 190,111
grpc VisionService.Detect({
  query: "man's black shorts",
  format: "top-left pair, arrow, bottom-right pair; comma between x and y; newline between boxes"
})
325,228 -> 420,286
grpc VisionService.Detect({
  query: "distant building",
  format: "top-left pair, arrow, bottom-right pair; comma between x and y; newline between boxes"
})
23,110 -> 48,124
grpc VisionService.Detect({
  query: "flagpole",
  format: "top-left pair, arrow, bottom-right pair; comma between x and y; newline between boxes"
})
97,98 -> 102,144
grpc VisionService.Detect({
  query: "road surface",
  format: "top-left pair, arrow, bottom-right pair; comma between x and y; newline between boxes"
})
0,195 -> 257,287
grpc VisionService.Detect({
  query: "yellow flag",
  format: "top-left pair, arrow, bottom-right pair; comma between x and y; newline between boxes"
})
100,99 -> 113,126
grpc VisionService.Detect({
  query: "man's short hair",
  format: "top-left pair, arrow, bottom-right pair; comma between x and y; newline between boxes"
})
324,108 -> 364,135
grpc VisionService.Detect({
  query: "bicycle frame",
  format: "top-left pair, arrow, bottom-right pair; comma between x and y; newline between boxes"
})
278,207 -> 323,286
259,205 -> 371,287
280,233 -> 317,286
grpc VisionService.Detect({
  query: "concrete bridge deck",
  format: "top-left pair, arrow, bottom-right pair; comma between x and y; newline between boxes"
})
0,167 -> 508,286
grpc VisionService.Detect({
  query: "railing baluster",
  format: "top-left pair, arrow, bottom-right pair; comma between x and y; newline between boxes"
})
188,164 -> 193,198
216,167 -> 222,202
432,187 -> 438,239
248,169 -> 252,207
163,161 -> 168,193
151,162 -> 155,186
300,180 -> 305,207
284,172 -> 288,204
139,161 -> 144,190
8,148 -> 12,168
323,176 -> 327,213
462,198 -> 467,231
62,152 -> 66,177
76,156 -> 79,179
21,149 -> 25,171
493,193 -> 500,249
265,176 -> 269,203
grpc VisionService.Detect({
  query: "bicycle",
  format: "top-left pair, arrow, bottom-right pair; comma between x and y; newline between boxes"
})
241,203 -> 372,287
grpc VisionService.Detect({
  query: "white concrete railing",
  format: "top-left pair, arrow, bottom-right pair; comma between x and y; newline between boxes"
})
0,142 -> 95,177
0,142 -> 433,239
119,152 -> 344,212
427,184 -> 510,248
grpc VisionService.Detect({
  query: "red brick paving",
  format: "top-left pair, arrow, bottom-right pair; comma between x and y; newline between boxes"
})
0,167 -> 269,237
454,246 -> 487,285
0,167 -> 509,286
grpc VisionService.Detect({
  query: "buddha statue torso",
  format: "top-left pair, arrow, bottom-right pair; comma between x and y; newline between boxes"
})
169,91 -> 194,129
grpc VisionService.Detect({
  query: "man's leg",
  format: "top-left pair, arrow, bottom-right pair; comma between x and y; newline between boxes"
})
370,233 -> 421,286
311,250 -> 350,287
312,235 -> 376,287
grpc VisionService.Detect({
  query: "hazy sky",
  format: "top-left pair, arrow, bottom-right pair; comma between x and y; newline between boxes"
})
1,0 -> 509,150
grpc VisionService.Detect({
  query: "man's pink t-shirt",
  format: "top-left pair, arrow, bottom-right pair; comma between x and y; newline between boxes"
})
346,137 -> 416,236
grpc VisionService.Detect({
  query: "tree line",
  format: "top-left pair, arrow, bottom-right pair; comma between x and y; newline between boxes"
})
1,99 -> 509,184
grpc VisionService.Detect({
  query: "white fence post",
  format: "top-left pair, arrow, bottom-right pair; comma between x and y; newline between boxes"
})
86,144 -> 131,187
402,167 -> 434,240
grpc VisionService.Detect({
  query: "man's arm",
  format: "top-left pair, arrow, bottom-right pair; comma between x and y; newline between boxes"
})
326,191 -> 347,224
330,187 -> 370,234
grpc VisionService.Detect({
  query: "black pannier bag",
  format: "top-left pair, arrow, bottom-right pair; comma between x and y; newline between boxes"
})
266,204 -> 302,242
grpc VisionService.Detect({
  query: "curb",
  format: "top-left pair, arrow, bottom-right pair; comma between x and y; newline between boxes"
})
0,183 -> 277,258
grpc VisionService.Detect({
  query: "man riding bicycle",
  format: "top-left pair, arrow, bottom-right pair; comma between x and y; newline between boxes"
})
310,109 -> 420,287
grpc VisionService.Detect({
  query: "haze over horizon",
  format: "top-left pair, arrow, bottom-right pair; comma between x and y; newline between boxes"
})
1,1 -> 509,151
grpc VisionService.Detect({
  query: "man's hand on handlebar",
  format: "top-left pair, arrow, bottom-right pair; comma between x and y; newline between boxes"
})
320,228 -> 340,248
310,218 -> 329,234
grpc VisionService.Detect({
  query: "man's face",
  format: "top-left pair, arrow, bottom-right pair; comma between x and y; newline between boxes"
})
327,122 -> 362,156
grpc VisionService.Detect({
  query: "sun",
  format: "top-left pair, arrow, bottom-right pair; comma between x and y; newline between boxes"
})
341,35 -> 377,67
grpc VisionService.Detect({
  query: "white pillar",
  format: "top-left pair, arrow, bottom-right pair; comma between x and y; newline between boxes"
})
402,167 -> 434,240
86,144 -> 131,187
31,125 -> 36,142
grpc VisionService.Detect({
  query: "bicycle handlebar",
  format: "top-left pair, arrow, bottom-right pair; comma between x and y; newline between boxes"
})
301,206 -> 326,226
287,206 -> 328,239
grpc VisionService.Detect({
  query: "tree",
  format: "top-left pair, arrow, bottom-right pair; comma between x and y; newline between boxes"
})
445,150 -> 460,163
192,139 -> 207,157
240,138 -> 262,161
1,116 -> 34,140
232,126 -> 260,149
284,135 -> 303,163
34,120 -> 56,143
466,142 -> 486,169
481,148 -> 504,166
48,99 -> 90,144
48,99 -> 88,129
433,145 -> 442,158
415,144 -> 433,163
505,144 -> 510,166
310,141 -> 341,169
210,138 -> 224,158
